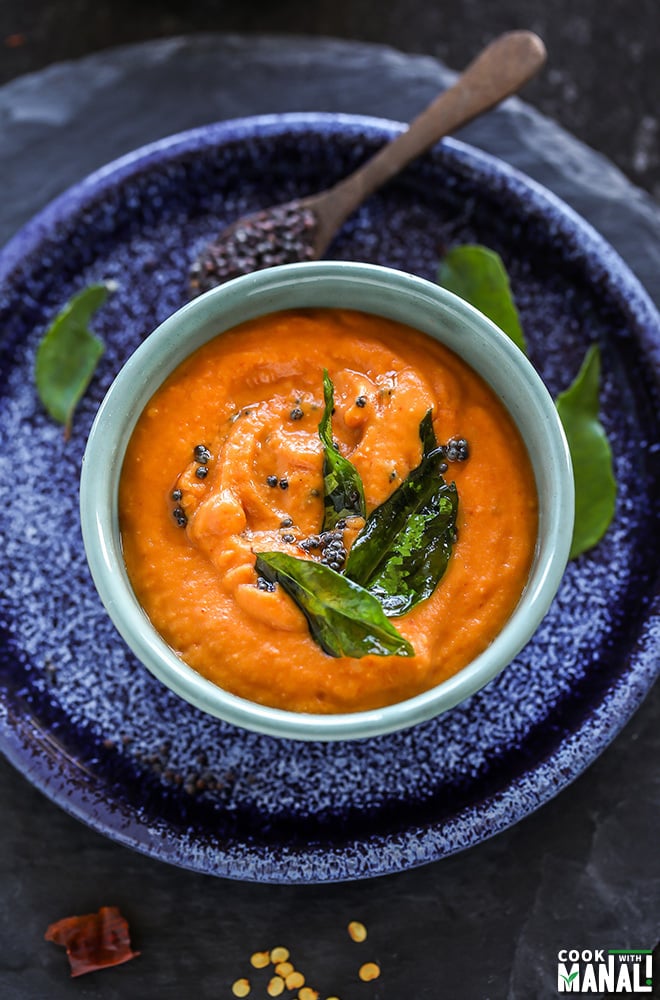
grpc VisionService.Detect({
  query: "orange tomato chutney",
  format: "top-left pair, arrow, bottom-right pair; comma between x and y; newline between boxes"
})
119,308 -> 538,714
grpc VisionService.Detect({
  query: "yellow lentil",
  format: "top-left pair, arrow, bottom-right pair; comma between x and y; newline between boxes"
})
267,976 -> 285,997
275,961 -> 294,977
232,979 -> 251,997
270,946 -> 290,963
347,921 -> 367,943
250,951 -> 271,969
358,962 -> 381,982
286,971 -> 305,990
298,989 -> 319,1000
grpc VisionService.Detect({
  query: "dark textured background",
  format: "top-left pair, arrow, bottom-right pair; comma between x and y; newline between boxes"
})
1,0 -> 659,200
0,4 -> 658,999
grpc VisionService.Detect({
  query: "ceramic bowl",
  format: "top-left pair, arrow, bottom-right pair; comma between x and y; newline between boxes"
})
80,260 -> 574,741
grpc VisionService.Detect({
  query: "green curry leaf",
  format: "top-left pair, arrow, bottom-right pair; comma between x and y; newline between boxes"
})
255,552 -> 414,658
346,414 -> 459,616
34,284 -> 109,437
438,244 -> 527,354
318,369 -> 366,529
555,344 -> 616,558
418,407 -> 438,458
437,244 -> 617,558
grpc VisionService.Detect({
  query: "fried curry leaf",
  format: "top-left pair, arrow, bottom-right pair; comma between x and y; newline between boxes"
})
346,415 -> 459,616
438,244 -> 527,354
555,344 -> 616,558
318,370 -> 366,529
34,284 -> 109,437
418,407 -> 438,458
255,552 -> 414,658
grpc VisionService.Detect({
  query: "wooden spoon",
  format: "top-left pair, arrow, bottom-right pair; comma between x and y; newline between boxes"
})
190,30 -> 546,294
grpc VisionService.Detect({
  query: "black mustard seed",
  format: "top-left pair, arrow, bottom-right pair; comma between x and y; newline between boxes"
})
446,437 -> 470,462
189,203 -> 319,294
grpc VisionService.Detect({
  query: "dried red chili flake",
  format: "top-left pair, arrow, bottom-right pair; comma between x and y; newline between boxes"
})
44,905 -> 140,977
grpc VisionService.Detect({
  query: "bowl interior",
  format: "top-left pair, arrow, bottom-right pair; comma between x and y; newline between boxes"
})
80,260 -> 573,740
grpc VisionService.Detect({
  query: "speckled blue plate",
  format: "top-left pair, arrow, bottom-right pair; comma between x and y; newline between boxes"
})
0,114 -> 658,883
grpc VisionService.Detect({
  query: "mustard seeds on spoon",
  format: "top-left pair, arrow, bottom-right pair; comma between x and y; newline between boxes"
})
188,32 -> 546,295
190,203 -> 317,294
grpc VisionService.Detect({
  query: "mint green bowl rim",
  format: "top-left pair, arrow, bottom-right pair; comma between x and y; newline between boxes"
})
80,260 -> 574,741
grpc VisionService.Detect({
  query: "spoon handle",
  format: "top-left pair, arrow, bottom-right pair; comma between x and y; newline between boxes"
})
312,30 -> 547,253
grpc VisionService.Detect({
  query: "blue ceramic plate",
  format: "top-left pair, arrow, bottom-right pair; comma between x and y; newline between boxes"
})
0,114 -> 658,883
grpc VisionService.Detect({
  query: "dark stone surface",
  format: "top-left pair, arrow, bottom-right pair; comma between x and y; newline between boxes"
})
0,29 -> 658,1000
1,0 -> 659,200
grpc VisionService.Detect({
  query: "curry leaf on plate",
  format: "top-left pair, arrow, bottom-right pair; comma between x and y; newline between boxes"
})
437,243 -> 617,558
255,551 -> 414,658
34,284 -> 109,437
555,344 -> 616,559
438,244 -> 527,354
318,369 -> 366,529
346,414 -> 459,616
